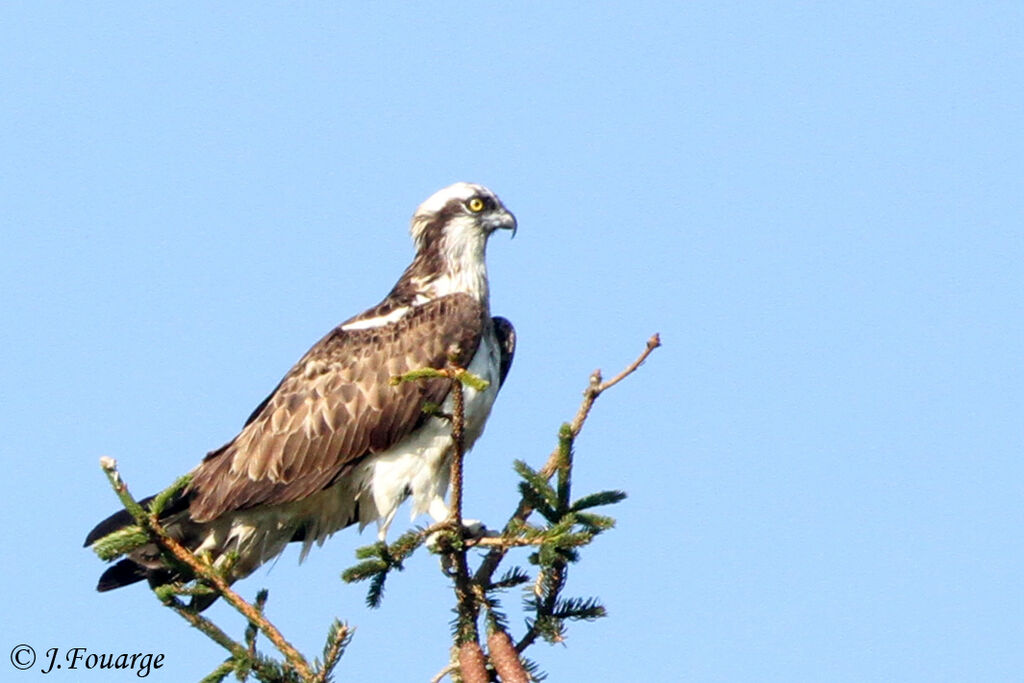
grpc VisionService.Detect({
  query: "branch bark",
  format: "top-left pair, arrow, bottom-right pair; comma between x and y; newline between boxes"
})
100,458 -> 316,680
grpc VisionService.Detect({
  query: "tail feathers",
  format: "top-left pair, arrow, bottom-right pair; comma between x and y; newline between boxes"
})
84,490 -> 191,547
98,559 -> 207,607
97,559 -> 149,592
86,489 -> 200,600
84,505 -> 143,547
98,559 -> 218,611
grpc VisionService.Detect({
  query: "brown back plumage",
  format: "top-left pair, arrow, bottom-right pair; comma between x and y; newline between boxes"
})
187,293 -> 487,522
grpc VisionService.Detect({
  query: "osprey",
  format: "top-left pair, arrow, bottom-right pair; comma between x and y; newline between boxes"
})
85,182 -> 516,606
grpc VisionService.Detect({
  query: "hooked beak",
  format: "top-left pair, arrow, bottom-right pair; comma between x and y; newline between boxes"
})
490,209 -> 517,239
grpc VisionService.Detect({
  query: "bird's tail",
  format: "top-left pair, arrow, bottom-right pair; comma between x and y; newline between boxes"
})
84,491 -> 193,594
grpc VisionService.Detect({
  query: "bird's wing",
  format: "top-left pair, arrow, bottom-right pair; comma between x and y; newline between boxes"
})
493,316 -> 516,387
187,293 -> 486,522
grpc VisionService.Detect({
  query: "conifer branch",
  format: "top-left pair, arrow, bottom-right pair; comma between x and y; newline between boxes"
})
473,333 -> 660,586
435,362 -> 483,648
429,333 -> 659,680
94,332 -> 658,682
448,371 -> 467,529
341,532 -> 424,608
147,523 -> 313,678
316,621 -> 353,683
156,591 -> 290,681
97,458 -> 323,681
199,659 -> 236,683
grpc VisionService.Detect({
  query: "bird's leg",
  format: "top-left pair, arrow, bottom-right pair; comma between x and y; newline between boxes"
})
427,495 -> 451,524
426,495 -> 488,546
376,506 -> 401,543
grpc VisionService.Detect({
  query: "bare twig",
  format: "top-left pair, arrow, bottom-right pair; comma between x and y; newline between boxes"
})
466,536 -> 545,548
473,333 -> 661,586
566,332 -> 662,445
430,663 -> 456,683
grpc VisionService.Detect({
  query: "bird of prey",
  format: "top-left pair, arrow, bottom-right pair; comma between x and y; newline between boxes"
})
85,182 -> 516,606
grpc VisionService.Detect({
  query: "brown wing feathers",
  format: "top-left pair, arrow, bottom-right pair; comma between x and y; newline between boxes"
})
186,294 -> 486,522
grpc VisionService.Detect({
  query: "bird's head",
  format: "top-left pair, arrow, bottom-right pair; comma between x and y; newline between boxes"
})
411,182 -> 517,252
406,182 -> 516,303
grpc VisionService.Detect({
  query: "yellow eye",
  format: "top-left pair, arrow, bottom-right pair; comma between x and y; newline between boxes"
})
467,197 -> 485,212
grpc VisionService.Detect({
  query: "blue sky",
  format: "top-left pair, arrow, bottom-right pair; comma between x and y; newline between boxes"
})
2,3 -> 1021,681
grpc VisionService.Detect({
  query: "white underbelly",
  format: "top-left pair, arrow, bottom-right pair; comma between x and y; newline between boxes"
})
355,330 -> 501,528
